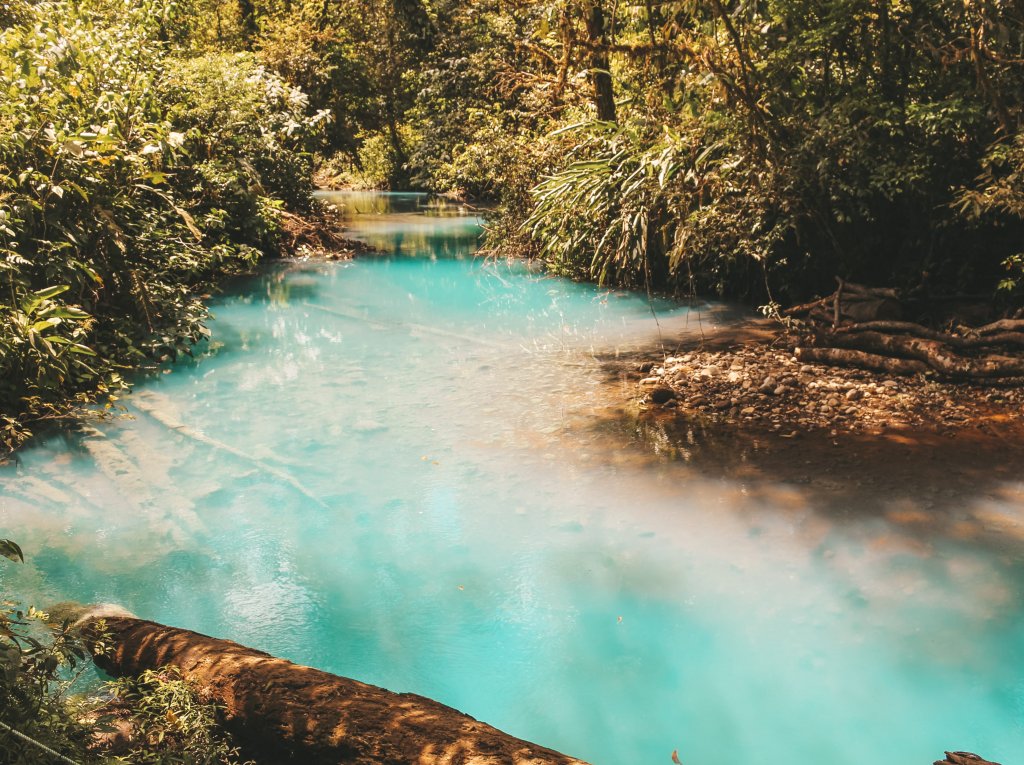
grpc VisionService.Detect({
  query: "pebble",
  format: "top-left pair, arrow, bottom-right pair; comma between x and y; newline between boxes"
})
640,377 -> 660,385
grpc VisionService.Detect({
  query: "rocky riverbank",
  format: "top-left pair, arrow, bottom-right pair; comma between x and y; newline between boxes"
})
630,334 -> 1024,438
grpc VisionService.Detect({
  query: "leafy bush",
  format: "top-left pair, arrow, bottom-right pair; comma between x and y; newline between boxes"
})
0,540 -> 96,764
103,668 -> 248,764
1,539 -> 248,764
401,0 -> 1024,307
0,0 -> 327,454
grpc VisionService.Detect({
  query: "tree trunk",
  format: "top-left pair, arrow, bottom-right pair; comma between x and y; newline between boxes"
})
238,0 -> 258,46
584,2 -> 616,122
82,616 -> 591,765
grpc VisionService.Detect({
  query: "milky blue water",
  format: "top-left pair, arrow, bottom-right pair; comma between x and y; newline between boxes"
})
2,192 -> 1023,764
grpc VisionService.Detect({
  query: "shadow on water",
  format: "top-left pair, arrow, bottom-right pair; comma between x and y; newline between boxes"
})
588,337 -> 1024,559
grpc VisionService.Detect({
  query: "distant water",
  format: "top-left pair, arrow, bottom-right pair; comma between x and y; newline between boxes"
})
1,191 -> 1022,765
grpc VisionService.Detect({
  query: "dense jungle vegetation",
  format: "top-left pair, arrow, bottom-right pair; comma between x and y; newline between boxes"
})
2,0 -> 1024,760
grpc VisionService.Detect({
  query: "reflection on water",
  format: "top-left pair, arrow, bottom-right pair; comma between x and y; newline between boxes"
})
318,190 -> 485,258
1,192 -> 1023,764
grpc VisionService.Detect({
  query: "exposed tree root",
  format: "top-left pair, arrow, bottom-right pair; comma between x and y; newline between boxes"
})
794,346 -> 928,375
972,318 -> 1024,336
836,321 -> 1024,349
789,280 -> 1024,380
278,208 -> 369,258
822,331 -> 1024,378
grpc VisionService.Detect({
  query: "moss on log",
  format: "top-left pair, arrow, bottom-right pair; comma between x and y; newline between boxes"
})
82,615 -> 590,765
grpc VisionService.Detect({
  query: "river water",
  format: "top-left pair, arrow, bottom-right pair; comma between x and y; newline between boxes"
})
1,191 -> 1022,764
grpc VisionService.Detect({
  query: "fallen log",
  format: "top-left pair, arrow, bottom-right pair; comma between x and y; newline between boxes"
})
80,613 -> 591,765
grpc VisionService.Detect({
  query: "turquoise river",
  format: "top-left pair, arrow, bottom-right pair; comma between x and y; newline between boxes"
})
2,192 -> 1023,764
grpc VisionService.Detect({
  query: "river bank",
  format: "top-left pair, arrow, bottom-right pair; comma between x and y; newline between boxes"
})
606,323 -> 1024,532
610,323 -> 1024,523
628,323 -> 1024,436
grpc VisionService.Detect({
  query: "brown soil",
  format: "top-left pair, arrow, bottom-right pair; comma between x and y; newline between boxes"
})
628,325 -> 1024,437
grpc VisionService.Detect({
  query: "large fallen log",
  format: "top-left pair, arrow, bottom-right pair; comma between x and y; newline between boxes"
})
80,614 -> 591,765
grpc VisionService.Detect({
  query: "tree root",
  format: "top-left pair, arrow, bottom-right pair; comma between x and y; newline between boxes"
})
836,321 -> 1024,349
795,347 -> 928,375
788,280 -> 1024,380
277,208 -> 368,258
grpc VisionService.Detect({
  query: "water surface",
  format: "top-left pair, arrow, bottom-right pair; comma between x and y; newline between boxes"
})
2,192 -> 1023,764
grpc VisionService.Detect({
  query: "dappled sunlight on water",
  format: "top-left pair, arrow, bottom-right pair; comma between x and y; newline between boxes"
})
1,192 -> 1022,764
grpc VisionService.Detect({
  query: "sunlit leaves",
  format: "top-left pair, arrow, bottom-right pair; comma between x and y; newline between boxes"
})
0,0 -> 322,455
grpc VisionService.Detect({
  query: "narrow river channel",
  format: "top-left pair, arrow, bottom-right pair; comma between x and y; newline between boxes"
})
2,192 -> 1022,764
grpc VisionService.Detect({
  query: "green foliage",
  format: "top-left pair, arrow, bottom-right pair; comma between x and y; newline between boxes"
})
0,538 -> 94,763
352,125 -> 421,189
959,133 -> 1024,298
104,668 -> 248,764
1,541 -> 247,763
0,0 -> 325,454
356,0 -> 1024,307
